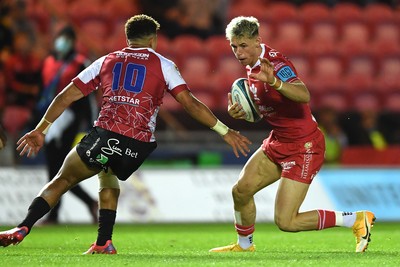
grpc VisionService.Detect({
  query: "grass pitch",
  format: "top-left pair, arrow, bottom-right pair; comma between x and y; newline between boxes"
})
1,222 -> 399,267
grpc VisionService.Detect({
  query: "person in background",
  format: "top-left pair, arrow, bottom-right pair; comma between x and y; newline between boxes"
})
316,106 -> 348,164
141,0 -> 226,39
342,95 -> 388,149
2,30 -> 42,139
209,16 -> 375,253
0,14 -> 251,254
0,123 -> 7,150
37,25 -> 98,224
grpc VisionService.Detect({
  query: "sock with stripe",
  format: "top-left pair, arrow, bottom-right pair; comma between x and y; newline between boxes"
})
317,210 -> 336,230
234,211 -> 254,249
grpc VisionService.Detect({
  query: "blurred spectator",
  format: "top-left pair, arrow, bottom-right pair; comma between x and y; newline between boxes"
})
317,106 -> 348,164
2,30 -> 42,138
0,123 -> 7,150
5,0 -> 37,42
141,0 -> 227,39
342,95 -> 388,150
0,1 -> 14,64
36,25 -> 98,224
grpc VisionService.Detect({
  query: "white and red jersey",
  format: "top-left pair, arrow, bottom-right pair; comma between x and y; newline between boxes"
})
72,47 -> 189,142
247,44 -> 318,142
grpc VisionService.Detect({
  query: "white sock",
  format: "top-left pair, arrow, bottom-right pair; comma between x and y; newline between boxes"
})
238,234 -> 253,249
335,211 -> 356,227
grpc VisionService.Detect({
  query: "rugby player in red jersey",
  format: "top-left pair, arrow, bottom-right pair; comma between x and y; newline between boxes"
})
209,16 -> 375,253
0,14 -> 251,254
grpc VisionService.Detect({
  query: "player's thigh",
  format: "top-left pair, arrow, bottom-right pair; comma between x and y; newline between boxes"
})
56,147 -> 100,185
236,147 -> 281,195
275,177 -> 310,220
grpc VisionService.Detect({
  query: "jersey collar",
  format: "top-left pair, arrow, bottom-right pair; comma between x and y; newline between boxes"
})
248,44 -> 266,70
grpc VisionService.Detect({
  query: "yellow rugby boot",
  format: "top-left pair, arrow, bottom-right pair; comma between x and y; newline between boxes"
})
209,243 -> 255,252
352,211 -> 376,252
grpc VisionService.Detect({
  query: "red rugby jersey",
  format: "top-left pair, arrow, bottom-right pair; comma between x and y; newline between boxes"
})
247,44 -> 318,142
72,47 -> 189,142
42,53 -> 89,95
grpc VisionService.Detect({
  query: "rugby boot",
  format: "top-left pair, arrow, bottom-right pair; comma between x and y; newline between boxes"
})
0,226 -> 28,247
209,243 -> 255,252
83,240 -> 117,254
352,210 -> 376,252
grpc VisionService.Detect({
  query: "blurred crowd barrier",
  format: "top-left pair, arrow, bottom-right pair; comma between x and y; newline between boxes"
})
0,0 -> 399,166
1,166 -> 399,225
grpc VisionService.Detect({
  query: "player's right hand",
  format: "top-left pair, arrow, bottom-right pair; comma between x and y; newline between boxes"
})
16,130 -> 45,157
228,92 -> 247,120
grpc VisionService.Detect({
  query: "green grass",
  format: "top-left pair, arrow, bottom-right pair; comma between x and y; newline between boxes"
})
1,222 -> 399,267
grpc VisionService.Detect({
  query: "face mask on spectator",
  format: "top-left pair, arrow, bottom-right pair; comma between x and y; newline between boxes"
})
54,36 -> 73,56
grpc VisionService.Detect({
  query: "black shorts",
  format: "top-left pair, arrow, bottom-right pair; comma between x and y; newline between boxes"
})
76,127 -> 157,181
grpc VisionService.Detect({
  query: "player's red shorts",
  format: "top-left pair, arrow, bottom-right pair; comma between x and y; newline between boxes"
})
261,129 -> 325,184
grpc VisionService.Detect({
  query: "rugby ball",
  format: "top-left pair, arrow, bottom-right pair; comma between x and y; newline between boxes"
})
230,78 -> 262,122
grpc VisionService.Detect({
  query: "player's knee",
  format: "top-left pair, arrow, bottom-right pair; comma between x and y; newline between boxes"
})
98,170 -> 120,191
52,174 -> 77,191
274,214 -> 298,232
232,183 -> 253,203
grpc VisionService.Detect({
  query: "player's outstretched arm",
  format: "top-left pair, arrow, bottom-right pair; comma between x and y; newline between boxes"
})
17,83 -> 85,157
175,90 -> 251,158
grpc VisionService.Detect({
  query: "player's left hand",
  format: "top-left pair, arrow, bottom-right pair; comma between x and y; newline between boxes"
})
249,57 -> 275,84
222,129 -> 252,158
227,92 -> 247,120
16,129 -> 45,157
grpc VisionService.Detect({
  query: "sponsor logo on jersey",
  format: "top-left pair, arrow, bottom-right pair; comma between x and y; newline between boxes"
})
301,142 -> 313,179
116,52 -> 149,60
277,66 -> 296,81
110,95 -> 140,106
269,51 -> 278,57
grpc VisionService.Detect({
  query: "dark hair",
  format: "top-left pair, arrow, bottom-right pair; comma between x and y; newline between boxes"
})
125,14 -> 160,41
57,25 -> 76,41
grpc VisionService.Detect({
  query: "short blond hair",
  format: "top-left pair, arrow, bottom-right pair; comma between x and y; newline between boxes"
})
225,16 -> 260,41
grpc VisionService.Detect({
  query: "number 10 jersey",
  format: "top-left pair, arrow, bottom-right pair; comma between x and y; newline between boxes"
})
72,47 -> 189,142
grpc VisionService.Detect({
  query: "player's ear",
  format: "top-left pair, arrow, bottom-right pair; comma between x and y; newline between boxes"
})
149,35 -> 157,50
256,36 -> 262,47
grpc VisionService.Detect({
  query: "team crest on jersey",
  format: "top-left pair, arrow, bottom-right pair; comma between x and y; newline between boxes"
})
249,83 -> 260,101
304,142 -> 313,149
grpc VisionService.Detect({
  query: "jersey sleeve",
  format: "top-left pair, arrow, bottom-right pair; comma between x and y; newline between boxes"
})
72,55 -> 106,96
159,56 -> 189,97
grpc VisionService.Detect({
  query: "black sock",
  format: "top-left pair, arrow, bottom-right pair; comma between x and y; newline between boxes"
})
96,209 -> 117,246
18,197 -> 51,233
